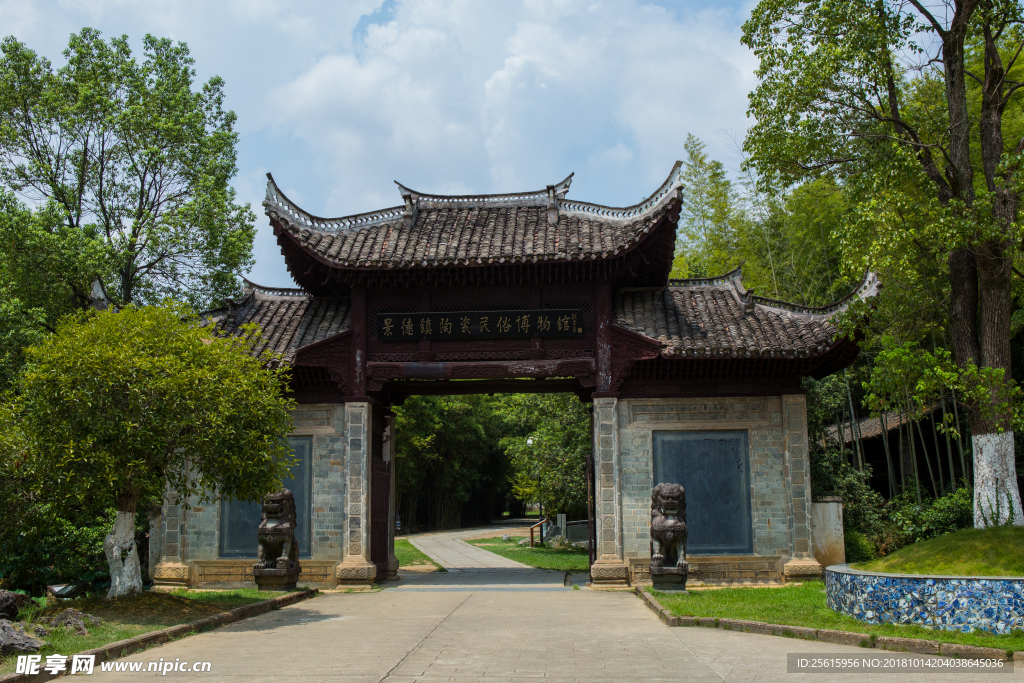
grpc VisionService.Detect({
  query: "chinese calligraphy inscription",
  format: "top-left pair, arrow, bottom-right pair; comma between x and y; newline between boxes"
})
376,310 -> 584,340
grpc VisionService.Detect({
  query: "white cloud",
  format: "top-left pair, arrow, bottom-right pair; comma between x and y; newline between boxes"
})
2,0 -> 758,287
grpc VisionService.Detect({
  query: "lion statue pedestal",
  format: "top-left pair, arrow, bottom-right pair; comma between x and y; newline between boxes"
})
253,489 -> 301,591
650,482 -> 688,593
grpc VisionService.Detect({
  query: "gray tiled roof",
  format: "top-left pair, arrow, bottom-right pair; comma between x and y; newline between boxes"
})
206,268 -> 875,367
614,269 -> 879,358
263,165 -> 682,268
204,281 -> 351,366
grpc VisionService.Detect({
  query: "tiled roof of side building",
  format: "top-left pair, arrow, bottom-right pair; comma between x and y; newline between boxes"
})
263,164 -> 684,268
614,267 -> 880,358
202,279 -> 351,366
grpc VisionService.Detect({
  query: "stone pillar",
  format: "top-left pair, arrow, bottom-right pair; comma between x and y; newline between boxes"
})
590,396 -> 629,586
151,490 -> 191,589
336,401 -> 377,586
781,394 -> 822,580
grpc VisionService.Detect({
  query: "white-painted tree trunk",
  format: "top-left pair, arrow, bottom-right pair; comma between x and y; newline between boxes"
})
104,510 -> 143,598
972,432 -> 1024,527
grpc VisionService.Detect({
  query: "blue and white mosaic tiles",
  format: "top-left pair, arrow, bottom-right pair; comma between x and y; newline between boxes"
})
826,566 -> 1024,634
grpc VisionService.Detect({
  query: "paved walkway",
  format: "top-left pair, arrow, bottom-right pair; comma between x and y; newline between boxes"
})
408,527 -> 532,571
395,525 -> 571,593
83,526 -> 1019,682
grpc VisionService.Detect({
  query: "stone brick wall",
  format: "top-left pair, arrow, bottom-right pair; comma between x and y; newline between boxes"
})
155,403 -> 348,571
615,396 -> 809,561
301,404 -> 347,562
182,496 -> 218,561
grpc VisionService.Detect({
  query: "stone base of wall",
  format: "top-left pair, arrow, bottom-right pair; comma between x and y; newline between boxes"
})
155,560 -> 339,589
629,556 -> 784,586
336,558 -> 377,586
151,561 -> 191,589
590,559 -> 630,587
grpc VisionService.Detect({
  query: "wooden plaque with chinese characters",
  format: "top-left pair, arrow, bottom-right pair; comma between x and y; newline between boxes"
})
375,309 -> 584,340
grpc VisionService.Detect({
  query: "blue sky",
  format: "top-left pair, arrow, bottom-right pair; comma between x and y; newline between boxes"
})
1,0 -> 759,287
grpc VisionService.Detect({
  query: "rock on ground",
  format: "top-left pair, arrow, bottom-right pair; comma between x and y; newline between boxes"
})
547,535 -> 570,549
37,608 -> 101,636
0,619 -> 47,655
502,534 -> 511,541
0,591 -> 18,621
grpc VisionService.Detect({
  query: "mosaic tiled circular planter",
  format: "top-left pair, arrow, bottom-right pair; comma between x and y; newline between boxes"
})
826,565 -> 1024,634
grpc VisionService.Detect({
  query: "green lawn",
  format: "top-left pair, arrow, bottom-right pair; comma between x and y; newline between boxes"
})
395,538 -> 446,571
653,581 -> 1024,652
0,589 -> 279,674
467,536 -> 590,572
852,526 -> 1024,576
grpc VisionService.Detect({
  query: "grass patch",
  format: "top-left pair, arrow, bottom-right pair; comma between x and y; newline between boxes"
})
395,538 -> 446,572
853,526 -> 1024,576
467,536 -> 589,572
653,580 -> 1024,652
0,589 -> 278,674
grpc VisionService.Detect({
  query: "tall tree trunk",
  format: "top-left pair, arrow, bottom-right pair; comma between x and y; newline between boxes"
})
897,409 -> 907,493
970,248 -> 1022,525
939,393 -> 957,490
905,406 -> 922,503
880,411 -> 897,498
929,409 -> 946,493
104,487 -> 143,598
951,391 -> 969,482
915,415 -> 939,498
846,374 -> 864,470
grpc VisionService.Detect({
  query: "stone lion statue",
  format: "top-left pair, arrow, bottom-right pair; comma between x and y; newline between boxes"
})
650,482 -> 688,577
254,489 -> 300,572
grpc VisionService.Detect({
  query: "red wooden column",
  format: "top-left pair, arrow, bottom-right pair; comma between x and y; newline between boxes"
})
594,279 -> 614,396
351,284 -> 368,398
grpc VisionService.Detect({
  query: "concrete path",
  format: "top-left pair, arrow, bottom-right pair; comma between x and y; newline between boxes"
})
408,527 -> 532,571
395,525 -> 569,593
81,527 -> 1019,682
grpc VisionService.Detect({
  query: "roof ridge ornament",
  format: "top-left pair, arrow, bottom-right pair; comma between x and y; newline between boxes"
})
546,173 -> 573,225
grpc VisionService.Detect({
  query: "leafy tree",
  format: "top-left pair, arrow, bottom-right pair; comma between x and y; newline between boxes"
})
0,29 -> 255,309
15,303 -> 295,597
737,177 -> 853,306
743,0 -> 1024,526
671,134 -> 741,278
0,189 -> 109,389
393,395 -> 511,530
497,393 -> 591,520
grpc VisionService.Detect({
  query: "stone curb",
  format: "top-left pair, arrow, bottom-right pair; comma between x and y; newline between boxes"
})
636,588 -> 1018,661
0,589 -> 319,683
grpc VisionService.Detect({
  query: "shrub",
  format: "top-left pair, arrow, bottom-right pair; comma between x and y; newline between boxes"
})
844,529 -> 876,563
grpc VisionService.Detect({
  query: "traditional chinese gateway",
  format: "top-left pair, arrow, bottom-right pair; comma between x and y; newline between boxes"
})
150,164 -> 878,589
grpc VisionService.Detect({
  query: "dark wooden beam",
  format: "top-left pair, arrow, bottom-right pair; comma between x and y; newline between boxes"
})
386,378 -> 587,397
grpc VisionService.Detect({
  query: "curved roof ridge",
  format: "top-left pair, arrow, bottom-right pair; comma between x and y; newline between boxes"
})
666,267 -> 880,318
395,173 -> 574,209
266,163 -> 686,235
264,173 -> 405,233
751,271 -> 880,317
667,264 -> 745,288
241,276 -> 309,298
557,160 -> 684,221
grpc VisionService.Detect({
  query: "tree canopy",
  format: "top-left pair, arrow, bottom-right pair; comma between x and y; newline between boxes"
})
742,0 -> 1024,526
0,29 -> 255,309
15,303 -> 295,596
